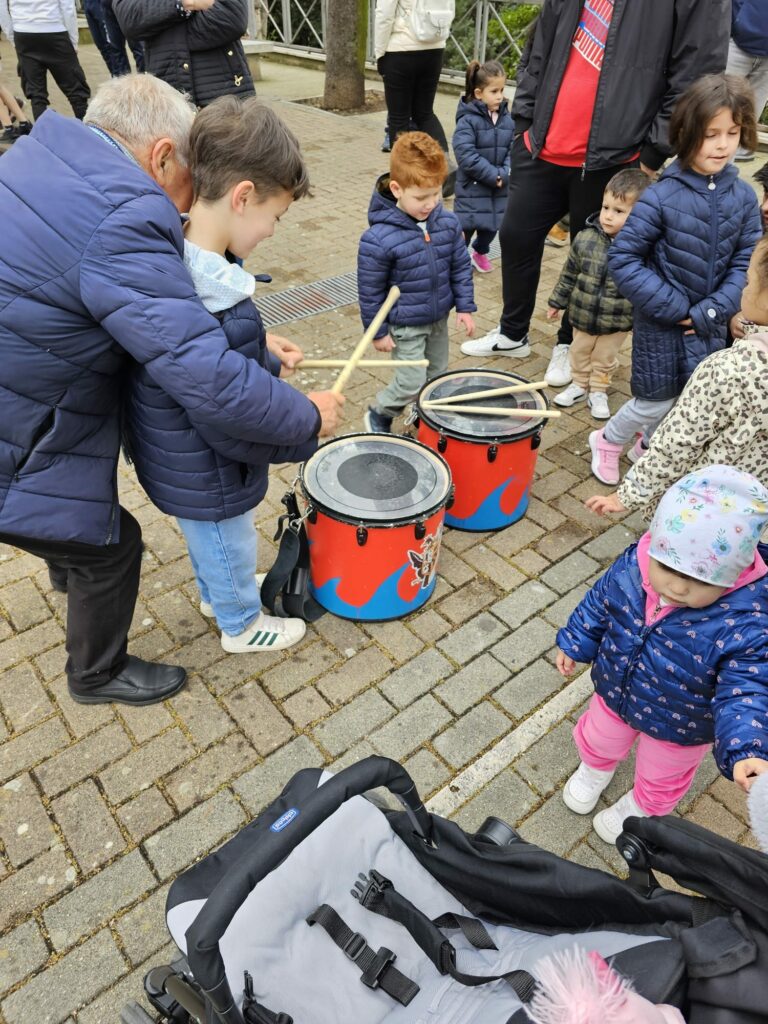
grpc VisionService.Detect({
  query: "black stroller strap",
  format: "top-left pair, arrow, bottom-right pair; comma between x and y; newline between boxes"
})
261,491 -> 325,623
306,904 -> 420,1006
434,912 -> 498,951
353,870 -> 536,1003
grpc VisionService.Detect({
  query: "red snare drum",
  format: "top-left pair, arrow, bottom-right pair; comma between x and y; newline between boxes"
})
415,370 -> 548,531
299,434 -> 452,621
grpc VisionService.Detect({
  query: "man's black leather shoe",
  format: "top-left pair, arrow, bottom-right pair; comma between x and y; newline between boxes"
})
68,657 -> 187,706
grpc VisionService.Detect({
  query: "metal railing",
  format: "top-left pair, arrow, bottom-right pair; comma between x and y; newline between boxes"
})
249,0 -> 541,75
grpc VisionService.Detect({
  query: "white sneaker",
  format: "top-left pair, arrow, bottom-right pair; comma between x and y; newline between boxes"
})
461,328 -> 530,358
562,762 -> 616,814
221,609 -> 306,653
592,790 -> 647,844
200,573 -> 266,618
587,391 -> 610,419
553,382 -> 587,408
544,344 -> 573,387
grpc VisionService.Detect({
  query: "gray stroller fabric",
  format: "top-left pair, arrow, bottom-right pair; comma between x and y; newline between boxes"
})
167,791 -> 666,1022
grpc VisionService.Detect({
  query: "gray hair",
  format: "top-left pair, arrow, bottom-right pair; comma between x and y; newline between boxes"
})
84,73 -> 196,165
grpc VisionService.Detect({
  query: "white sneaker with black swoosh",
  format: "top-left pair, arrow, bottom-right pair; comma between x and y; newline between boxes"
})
221,610 -> 306,653
461,329 -> 530,358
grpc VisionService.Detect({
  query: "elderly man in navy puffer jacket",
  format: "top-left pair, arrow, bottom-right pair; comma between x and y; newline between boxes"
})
0,74 -> 342,707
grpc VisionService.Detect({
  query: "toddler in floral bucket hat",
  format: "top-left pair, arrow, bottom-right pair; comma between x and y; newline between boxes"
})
555,464 -> 768,846
649,465 -> 768,587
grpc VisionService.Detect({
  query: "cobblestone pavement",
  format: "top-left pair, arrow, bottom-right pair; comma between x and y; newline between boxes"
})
0,40 -> 764,1023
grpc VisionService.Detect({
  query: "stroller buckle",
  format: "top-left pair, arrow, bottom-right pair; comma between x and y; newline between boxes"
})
361,947 -> 396,990
342,931 -> 367,962
352,868 -> 392,908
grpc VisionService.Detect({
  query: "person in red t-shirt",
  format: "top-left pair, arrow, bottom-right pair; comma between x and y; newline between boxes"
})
462,0 -> 730,388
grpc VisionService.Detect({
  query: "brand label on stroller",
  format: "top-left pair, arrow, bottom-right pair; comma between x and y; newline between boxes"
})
270,808 -> 300,832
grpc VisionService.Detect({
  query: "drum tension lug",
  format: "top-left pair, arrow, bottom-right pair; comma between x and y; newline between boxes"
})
531,431 -> 542,451
437,434 -> 447,453
446,486 -> 455,511
487,445 -> 498,464
356,526 -> 368,547
307,506 -> 318,525
414,521 -> 426,541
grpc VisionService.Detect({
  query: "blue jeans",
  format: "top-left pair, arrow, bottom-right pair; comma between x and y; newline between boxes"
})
176,510 -> 261,636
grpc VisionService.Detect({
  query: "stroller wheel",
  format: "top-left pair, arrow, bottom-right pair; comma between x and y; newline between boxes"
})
474,816 -> 521,847
120,1002 -> 155,1024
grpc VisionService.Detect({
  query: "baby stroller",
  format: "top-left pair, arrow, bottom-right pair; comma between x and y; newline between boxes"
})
125,756 -> 768,1024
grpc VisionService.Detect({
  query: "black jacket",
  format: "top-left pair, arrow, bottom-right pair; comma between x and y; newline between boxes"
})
513,0 -> 730,171
113,0 -> 254,108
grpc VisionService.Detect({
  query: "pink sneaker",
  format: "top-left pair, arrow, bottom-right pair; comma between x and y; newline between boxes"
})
589,429 -> 623,485
627,435 -> 648,463
471,250 -> 493,273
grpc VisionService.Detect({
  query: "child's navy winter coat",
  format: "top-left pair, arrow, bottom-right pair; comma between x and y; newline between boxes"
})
452,97 -> 514,234
357,176 -> 476,338
556,543 -> 768,779
608,160 -> 761,402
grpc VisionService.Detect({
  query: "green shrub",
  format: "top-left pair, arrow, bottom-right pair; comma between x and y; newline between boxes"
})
486,3 -> 539,78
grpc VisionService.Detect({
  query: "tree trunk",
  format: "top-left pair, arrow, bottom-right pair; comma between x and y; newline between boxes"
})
322,0 -> 367,110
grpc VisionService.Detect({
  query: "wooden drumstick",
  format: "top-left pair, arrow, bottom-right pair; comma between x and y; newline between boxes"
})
426,380 -> 549,405
298,358 -> 428,368
332,285 -> 401,395
421,402 -> 562,419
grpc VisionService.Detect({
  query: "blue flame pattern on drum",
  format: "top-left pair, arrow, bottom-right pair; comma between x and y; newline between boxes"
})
446,477 -> 530,531
310,562 -> 436,622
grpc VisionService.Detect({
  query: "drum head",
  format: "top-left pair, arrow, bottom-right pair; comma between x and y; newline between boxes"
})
419,370 -> 548,439
301,434 -> 451,523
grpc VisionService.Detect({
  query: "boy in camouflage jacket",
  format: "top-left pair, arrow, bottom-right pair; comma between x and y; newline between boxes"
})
547,169 -> 650,420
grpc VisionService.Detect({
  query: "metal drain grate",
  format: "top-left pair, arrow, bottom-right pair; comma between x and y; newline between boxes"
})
255,241 -> 501,327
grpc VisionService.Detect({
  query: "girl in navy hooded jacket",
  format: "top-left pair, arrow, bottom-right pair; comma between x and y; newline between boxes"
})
589,74 -> 762,489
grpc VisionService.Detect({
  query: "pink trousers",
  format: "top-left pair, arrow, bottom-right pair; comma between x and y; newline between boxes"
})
573,694 -> 710,815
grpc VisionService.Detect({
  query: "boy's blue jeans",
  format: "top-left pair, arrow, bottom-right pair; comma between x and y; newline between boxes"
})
176,510 -> 261,636
373,317 -> 449,418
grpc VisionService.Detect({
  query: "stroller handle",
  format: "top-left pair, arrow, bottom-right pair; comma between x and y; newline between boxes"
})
185,755 -> 431,1021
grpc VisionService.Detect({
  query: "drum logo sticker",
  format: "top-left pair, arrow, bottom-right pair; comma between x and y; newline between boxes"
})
270,808 -> 300,832
407,526 -> 442,590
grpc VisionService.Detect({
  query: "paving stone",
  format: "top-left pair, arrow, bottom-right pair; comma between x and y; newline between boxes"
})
315,645 -> 393,705
490,580 -> 557,630
687,794 -> 744,842
535,522 -> 593,562
516,792 -> 593,856
435,654 -> 510,715
116,787 -> 174,844
146,589 -> 208,644
378,649 -> 453,709
261,640 -> 340,699
44,848 -> 155,951
1,928 -> 125,1024
0,663 -> 54,731
0,579 -> 53,632
514,720 -> 581,797
539,551 -> 601,595
75,940 -> 177,1024
442,527 -> 490,554
525,497 -> 566,531
677,757 -> 720,814
141,519 -> 188,564
494,660 -> 567,723
222,680 -> 293,756
531,468 -> 580,503
540,584 -> 590,628
432,703 -> 511,770
363,620 -> 424,664
52,779 -> 126,871
164,733 -> 257,812
485,518 -> 545,558
170,675 -> 234,748
114,882 -> 171,965
402,749 -> 452,800
452,767 -> 539,833
552,492 -> 603,533
98,728 -> 194,804
436,612 -> 507,667
164,632 -> 229,672
437,579 -> 498,626
0,718 -> 70,786
436,548 -> 476,588
233,734 -> 325,814
48,676 -> 115,738
585,831 -> 631,877
118,701 -> 173,745
708,776 -> 749,823
569,840 -> 622,876
461,545 -> 525,591
511,549 -> 551,578
369,695 -> 452,761
122,626 -> 175,664
0,619 -> 65,674
312,614 -> 367,655
144,791 -> 245,879
31,643 -> 67,682
282,686 -> 331,728
313,689 -> 394,757
0,846 -> 74,932
203,653 -> 270,696
582,523 -> 637,562
328,740 -> 378,774
407,608 -> 451,643
491,619 -> 559,674
0,919 -> 49,996
0,773 -> 57,866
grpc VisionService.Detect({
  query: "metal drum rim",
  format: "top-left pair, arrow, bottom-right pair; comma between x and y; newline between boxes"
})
299,430 -> 452,527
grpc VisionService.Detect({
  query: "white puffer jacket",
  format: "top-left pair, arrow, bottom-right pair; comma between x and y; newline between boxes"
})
374,0 -> 446,59
0,0 -> 78,47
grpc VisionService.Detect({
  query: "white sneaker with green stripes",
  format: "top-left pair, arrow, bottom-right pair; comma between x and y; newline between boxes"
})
221,610 -> 306,653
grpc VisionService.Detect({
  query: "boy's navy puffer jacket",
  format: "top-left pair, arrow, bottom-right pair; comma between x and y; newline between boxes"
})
608,160 -> 761,401
556,543 -> 768,779
357,176 -> 476,339
125,292 -> 319,522
452,97 -> 514,234
732,0 -> 768,57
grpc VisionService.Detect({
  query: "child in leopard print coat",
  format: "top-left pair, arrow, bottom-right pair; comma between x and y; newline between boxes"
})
586,237 -> 768,519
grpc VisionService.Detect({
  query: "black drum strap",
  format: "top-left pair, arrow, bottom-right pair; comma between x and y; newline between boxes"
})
261,491 -> 325,623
